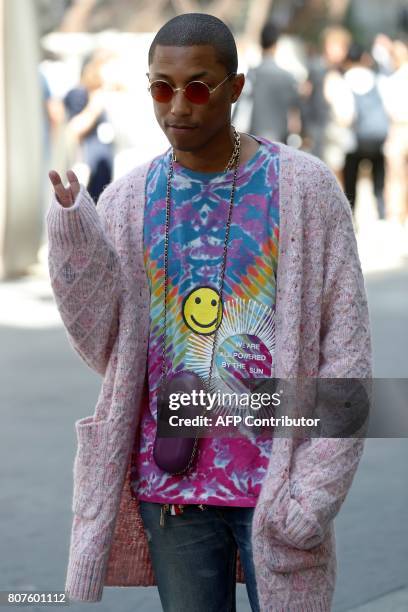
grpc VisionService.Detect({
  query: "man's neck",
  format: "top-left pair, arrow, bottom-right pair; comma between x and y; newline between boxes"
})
262,46 -> 276,59
173,129 -> 260,173
173,125 -> 235,172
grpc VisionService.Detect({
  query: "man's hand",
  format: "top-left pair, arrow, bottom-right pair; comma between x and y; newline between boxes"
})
48,169 -> 80,208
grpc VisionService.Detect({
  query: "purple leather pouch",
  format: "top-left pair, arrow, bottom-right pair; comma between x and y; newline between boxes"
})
153,371 -> 208,475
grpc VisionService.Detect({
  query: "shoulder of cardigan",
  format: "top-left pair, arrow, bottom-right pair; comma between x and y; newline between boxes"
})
277,142 -> 350,224
277,141 -> 333,173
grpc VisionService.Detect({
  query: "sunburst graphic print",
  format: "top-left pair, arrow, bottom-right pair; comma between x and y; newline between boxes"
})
185,297 -> 275,419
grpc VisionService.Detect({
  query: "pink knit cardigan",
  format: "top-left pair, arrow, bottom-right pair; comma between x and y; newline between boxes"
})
46,142 -> 372,611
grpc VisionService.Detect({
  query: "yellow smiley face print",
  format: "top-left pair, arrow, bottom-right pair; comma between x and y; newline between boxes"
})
182,286 -> 223,335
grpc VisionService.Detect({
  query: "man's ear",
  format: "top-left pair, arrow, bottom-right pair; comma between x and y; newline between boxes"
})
231,73 -> 245,103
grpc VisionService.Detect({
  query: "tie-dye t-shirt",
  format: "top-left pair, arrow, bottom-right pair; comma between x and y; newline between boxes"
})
130,136 -> 280,507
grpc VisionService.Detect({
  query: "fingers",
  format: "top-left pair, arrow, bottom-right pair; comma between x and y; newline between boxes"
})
49,170 -> 71,207
48,169 -> 81,208
48,169 -> 62,188
66,170 -> 80,200
66,169 -> 78,183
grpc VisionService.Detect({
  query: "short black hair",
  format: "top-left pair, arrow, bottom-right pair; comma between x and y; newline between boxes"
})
260,22 -> 280,50
148,13 -> 238,74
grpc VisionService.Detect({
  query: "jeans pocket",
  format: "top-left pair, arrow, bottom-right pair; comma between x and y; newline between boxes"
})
72,416 -> 109,519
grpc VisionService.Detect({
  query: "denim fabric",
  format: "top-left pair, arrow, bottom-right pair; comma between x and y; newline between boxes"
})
139,501 -> 261,612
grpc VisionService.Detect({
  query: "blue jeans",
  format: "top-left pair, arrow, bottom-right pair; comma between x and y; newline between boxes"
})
139,501 -> 261,612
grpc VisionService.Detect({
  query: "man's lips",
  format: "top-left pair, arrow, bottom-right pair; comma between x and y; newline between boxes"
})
166,124 -> 198,132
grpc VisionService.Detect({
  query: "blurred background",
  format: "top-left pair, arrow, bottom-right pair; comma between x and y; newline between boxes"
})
0,1 -> 407,611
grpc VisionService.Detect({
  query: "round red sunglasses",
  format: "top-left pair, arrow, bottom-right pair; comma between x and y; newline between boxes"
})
146,72 -> 235,105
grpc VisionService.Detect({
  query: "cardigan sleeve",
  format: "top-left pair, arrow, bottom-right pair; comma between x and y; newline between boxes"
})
255,168 -> 372,552
318,175 -> 372,379
46,183 -> 122,377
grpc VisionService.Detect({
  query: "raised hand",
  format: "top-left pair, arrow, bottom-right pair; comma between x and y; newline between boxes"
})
48,169 -> 81,208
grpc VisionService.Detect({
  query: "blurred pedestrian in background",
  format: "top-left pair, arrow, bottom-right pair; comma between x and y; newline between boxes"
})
371,33 -> 395,76
342,42 -> 390,219
39,61 -> 66,173
305,26 -> 354,185
63,50 -> 115,203
234,21 -> 301,144
382,38 -> 408,225
38,65 -> 65,242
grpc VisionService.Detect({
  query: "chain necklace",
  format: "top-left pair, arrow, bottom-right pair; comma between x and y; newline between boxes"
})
162,126 -> 241,387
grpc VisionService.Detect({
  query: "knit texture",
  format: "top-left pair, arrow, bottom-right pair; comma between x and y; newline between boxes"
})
46,142 -> 371,610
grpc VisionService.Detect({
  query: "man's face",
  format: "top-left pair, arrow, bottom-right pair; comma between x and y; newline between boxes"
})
148,44 -> 242,152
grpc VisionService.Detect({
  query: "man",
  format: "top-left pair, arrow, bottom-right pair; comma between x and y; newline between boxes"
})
235,21 -> 301,144
63,51 -> 115,203
342,42 -> 389,219
47,13 -> 371,612
303,26 -> 354,182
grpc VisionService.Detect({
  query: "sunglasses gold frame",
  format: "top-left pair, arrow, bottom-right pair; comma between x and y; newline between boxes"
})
146,72 -> 236,104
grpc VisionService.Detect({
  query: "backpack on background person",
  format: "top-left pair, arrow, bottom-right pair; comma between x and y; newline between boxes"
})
351,77 -> 390,153
343,43 -> 390,154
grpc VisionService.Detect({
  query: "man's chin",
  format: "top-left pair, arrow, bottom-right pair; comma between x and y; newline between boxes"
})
164,127 -> 201,149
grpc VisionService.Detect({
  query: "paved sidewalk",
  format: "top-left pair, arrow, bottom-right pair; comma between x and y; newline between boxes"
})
346,585 -> 408,612
354,176 -> 408,274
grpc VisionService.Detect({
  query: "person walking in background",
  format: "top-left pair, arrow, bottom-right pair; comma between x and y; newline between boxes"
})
236,21 -> 301,144
38,66 -> 65,244
64,50 -> 115,203
342,42 -> 390,219
307,26 -> 356,185
47,13 -> 371,611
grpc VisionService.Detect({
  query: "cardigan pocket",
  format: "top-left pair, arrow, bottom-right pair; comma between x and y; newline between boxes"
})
258,527 -> 333,573
72,416 -> 109,519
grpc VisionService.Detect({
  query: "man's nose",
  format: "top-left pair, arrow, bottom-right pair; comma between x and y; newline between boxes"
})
170,90 -> 192,116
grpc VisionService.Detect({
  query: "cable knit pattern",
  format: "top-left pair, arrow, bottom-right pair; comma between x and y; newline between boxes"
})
251,146 -> 371,611
46,142 -> 371,610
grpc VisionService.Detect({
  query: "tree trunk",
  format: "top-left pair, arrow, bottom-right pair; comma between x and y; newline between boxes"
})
0,0 -> 43,278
